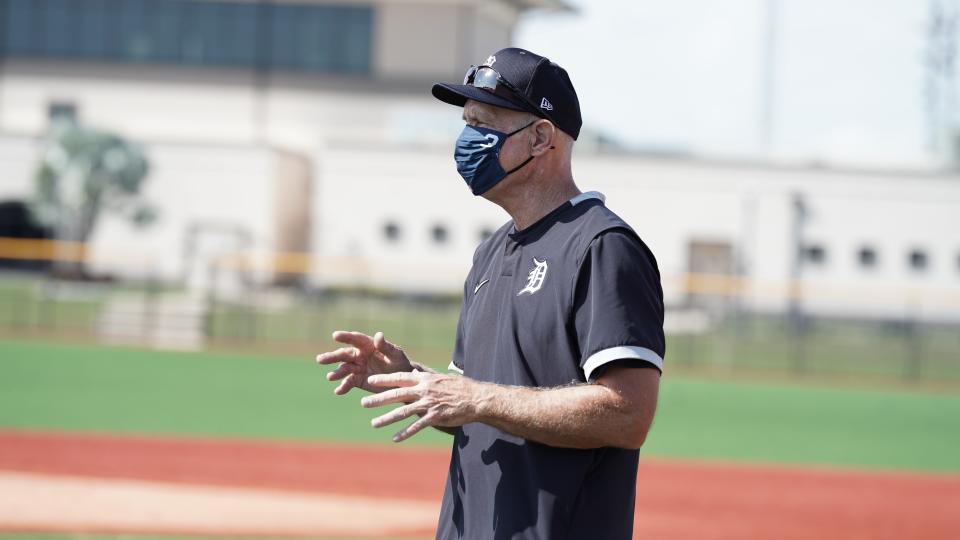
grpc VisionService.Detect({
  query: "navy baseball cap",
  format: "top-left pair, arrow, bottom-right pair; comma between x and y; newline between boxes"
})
432,47 -> 582,140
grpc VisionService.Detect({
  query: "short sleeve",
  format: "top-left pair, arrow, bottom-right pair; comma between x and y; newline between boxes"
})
448,279 -> 468,375
573,229 -> 665,381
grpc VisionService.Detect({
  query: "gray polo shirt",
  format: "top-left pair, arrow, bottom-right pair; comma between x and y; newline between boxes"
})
435,192 -> 665,540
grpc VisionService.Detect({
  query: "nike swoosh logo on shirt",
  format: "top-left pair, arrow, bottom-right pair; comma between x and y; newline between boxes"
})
474,279 -> 490,294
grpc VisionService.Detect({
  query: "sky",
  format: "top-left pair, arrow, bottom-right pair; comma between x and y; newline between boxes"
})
516,0 -> 938,168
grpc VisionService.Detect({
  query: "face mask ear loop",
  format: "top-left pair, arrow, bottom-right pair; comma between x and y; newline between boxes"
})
506,120 -> 538,137
508,120 -> 558,150
503,155 -> 536,176
501,120 -> 556,177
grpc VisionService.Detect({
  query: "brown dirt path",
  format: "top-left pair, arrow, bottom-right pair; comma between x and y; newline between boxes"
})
1,430 -> 959,539
0,430 -> 449,501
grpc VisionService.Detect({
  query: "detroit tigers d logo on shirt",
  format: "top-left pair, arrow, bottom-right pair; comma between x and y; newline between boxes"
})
518,257 -> 548,296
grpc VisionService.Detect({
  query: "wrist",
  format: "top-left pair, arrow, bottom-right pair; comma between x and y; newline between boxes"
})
469,381 -> 497,423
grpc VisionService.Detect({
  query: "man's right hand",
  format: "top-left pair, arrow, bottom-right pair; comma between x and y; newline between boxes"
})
316,331 -> 414,395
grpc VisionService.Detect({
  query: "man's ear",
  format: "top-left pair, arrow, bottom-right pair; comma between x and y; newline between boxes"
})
530,120 -> 557,156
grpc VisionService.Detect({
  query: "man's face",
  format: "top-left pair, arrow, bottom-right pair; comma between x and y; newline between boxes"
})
461,100 -> 536,196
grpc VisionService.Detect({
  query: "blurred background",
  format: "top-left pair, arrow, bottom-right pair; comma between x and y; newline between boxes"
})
0,0 -> 958,539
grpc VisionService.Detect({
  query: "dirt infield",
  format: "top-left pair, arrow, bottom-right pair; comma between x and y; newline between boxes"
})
1,430 -> 958,539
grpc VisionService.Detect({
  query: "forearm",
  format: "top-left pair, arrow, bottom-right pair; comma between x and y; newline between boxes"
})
361,367 -> 657,445
472,381 -> 652,449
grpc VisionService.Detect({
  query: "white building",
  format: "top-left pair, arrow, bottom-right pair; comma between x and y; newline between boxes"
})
0,0 -> 958,323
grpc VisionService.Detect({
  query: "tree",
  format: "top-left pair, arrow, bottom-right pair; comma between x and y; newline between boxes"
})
30,119 -> 156,277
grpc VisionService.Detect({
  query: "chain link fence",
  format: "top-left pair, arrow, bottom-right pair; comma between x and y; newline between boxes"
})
1,257 -> 958,384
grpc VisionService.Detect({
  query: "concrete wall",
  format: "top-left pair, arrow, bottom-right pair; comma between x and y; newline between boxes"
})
312,143 -> 504,291
571,156 -> 960,321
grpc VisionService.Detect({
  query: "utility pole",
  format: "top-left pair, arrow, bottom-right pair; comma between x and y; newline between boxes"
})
759,0 -> 780,155
788,193 -> 807,374
927,0 -> 959,164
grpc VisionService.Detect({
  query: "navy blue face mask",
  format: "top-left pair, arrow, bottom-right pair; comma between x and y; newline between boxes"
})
454,121 -> 537,196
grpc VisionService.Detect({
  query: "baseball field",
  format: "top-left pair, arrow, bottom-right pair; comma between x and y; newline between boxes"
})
1,338 -> 958,539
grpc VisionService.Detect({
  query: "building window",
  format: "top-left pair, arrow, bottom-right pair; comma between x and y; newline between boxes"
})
48,101 -> 77,123
802,244 -> 826,265
908,249 -> 928,271
857,246 -> 877,268
382,222 -> 401,243
431,224 -> 449,245
0,0 -> 373,74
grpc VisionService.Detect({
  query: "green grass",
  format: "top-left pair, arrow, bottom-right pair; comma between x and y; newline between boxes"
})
0,276 -> 102,331
2,339 -> 959,472
645,377 -> 960,471
0,339 -> 449,445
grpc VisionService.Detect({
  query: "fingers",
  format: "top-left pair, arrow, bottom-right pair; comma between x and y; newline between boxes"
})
316,347 -> 358,366
334,373 -> 359,396
393,414 -> 433,443
332,330 -> 375,351
321,331 -> 413,400
371,403 -> 423,428
361,387 -> 418,408
366,372 -> 421,389
374,331 -> 403,358
325,362 -> 355,382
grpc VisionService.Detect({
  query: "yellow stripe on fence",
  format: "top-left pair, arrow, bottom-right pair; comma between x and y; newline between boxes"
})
0,237 -> 88,263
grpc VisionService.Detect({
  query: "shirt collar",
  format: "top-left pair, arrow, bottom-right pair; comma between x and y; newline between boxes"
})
569,191 -> 606,206
508,191 -> 606,242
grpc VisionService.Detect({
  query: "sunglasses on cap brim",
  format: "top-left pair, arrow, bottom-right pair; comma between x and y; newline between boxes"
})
463,65 -> 550,121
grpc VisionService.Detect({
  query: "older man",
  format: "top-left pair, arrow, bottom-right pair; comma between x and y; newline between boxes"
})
316,47 -> 664,540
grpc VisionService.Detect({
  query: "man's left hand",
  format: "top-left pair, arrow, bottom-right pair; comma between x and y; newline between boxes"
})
361,372 -> 486,442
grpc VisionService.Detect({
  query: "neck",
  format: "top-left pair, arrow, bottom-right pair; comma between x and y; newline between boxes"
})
497,177 -> 581,231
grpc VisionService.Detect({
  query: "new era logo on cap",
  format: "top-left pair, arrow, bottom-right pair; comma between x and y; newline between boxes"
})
540,97 -> 554,111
